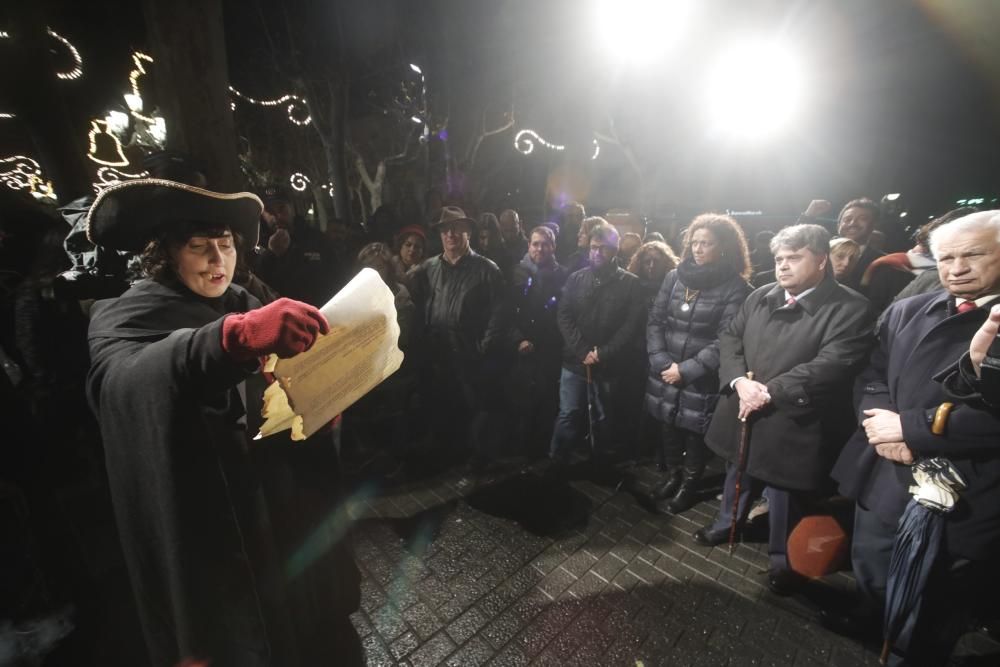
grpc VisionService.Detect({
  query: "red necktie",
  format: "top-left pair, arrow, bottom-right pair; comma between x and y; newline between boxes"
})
786,297 -> 797,307
957,300 -> 977,314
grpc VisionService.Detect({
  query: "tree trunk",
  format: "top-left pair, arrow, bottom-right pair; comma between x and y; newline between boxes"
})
142,0 -> 242,190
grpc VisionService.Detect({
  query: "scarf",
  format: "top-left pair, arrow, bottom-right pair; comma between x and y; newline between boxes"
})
675,257 -> 738,291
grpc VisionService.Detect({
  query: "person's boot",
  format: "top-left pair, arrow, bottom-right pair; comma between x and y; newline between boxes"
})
654,434 -> 684,499
667,464 -> 705,513
652,468 -> 683,500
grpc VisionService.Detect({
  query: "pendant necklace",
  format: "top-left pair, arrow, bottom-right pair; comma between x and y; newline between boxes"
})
681,286 -> 700,312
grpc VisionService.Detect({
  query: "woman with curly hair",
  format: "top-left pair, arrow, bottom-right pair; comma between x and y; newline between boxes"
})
645,213 -> 753,512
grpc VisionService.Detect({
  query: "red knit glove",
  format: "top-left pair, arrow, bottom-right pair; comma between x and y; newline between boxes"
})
222,298 -> 330,362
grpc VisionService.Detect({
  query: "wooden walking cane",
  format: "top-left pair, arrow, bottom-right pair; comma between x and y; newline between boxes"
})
728,371 -> 754,554
585,358 -> 597,456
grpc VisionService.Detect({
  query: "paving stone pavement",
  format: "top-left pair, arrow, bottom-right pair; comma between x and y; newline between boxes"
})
344,458 -> 1000,666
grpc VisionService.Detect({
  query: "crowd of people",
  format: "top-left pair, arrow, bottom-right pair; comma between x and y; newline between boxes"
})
4,161 -> 1000,666
290,192 -> 1000,667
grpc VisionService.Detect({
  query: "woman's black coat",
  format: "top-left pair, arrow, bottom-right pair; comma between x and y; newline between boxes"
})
645,264 -> 752,434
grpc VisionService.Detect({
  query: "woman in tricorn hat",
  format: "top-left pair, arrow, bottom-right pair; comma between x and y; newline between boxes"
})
85,179 -> 361,666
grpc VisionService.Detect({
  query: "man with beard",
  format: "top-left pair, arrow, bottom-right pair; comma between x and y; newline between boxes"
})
550,223 -> 644,463
254,185 -> 341,307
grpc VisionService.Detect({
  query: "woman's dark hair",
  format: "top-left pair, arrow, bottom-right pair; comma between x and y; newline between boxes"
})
476,213 -> 504,252
393,230 -> 426,255
681,213 -> 752,281
140,221 -> 244,282
626,241 -> 679,277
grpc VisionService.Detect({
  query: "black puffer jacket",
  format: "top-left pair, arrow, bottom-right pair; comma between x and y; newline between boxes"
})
558,263 -> 644,377
645,260 -> 751,433
409,250 -> 506,359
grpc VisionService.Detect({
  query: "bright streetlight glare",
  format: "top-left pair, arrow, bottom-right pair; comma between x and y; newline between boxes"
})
705,41 -> 803,142
593,0 -> 693,64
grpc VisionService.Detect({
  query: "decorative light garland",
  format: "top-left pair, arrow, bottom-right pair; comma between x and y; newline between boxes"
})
1,155 -> 43,190
514,129 -> 563,155
128,52 -> 157,124
289,172 -> 310,192
93,166 -> 149,194
0,155 -> 57,201
87,120 -> 130,167
0,28 -> 82,79
229,86 -> 311,126
514,129 -> 601,160
47,28 -> 83,80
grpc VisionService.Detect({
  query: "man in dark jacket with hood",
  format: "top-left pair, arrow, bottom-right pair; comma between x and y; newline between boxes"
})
695,224 -> 874,595
550,222 -> 644,462
409,206 -> 507,464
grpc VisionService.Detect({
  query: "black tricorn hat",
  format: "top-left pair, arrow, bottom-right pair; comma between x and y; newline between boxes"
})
87,178 -> 263,252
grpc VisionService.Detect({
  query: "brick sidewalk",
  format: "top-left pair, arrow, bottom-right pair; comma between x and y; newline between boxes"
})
345,459 -> 999,666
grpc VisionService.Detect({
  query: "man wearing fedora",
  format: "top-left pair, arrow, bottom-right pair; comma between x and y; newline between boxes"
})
409,206 -> 507,466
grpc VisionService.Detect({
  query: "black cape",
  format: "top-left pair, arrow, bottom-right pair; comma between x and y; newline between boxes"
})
87,279 -> 359,667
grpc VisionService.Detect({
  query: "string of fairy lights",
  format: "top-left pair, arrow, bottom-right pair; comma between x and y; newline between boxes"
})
513,129 -> 601,160
289,172 -> 336,197
229,86 -> 312,126
2,28 -> 593,201
0,156 -> 57,201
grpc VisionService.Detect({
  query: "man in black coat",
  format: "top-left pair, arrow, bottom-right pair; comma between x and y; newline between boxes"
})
509,225 -> 570,454
829,211 -> 1000,664
694,224 -> 874,595
409,206 -> 507,464
254,186 -> 343,307
550,223 -> 644,462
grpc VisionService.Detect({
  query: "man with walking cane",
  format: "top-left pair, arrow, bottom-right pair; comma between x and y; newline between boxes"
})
550,223 -> 644,464
692,224 -> 874,595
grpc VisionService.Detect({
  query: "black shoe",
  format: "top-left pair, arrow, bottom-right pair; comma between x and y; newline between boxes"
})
652,471 -> 683,500
818,608 -> 881,642
692,527 -> 730,547
667,484 -> 699,513
767,568 -> 806,596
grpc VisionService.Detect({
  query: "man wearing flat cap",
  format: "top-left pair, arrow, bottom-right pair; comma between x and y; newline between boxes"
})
409,206 -> 508,466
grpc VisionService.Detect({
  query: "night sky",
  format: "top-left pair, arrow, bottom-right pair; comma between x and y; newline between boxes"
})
5,0 -> 1000,222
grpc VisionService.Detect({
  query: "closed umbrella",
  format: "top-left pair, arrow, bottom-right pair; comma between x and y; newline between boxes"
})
880,457 -> 966,665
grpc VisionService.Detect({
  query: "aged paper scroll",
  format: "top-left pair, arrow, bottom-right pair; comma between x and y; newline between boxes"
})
256,268 -> 404,441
